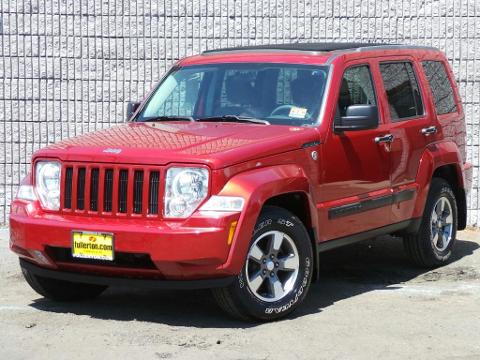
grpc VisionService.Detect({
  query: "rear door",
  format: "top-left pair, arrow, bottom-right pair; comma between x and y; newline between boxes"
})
375,58 -> 436,223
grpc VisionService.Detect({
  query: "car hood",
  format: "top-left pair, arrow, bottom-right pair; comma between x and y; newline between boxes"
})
34,121 -> 319,169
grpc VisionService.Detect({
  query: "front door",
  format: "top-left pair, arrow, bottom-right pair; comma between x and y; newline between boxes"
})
318,61 -> 392,241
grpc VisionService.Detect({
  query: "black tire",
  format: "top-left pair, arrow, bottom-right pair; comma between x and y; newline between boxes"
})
404,178 -> 458,267
21,263 -> 107,301
212,206 -> 314,321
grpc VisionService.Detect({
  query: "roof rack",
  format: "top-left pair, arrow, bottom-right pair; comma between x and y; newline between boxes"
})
202,42 -> 437,55
202,42 -> 389,54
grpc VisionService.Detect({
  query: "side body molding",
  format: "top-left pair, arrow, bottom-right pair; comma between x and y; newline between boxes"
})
214,164 -> 317,275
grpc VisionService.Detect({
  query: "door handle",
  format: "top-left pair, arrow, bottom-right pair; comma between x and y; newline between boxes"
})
374,134 -> 394,144
421,126 -> 437,136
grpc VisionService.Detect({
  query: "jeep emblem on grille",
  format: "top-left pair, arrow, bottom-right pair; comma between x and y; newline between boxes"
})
103,148 -> 122,154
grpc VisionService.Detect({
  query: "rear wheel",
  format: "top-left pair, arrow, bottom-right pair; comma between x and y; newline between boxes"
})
21,262 -> 107,301
404,178 -> 458,267
213,206 -> 313,321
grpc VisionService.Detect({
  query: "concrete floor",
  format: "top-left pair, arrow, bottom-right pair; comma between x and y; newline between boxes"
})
0,227 -> 479,360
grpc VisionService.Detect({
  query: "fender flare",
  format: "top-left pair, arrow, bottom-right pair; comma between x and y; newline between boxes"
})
216,164 -> 317,274
413,141 -> 465,219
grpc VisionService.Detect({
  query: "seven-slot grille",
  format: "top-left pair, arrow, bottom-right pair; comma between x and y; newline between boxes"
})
62,164 -> 161,216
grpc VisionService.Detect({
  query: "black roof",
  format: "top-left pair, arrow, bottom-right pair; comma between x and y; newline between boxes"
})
202,42 -> 392,54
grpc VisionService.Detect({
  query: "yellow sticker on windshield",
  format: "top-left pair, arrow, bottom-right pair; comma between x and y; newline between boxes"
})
289,106 -> 308,119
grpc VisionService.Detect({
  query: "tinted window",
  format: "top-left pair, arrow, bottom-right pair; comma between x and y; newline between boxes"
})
380,62 -> 424,120
338,65 -> 376,116
422,61 -> 457,115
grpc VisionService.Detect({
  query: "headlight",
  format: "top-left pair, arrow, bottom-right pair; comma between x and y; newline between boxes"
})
164,167 -> 209,218
35,161 -> 61,210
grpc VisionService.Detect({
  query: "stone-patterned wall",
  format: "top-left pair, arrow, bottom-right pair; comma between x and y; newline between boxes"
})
1,0 -> 479,225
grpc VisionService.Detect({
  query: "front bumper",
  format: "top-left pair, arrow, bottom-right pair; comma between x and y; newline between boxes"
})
10,199 -> 242,280
20,259 -> 235,289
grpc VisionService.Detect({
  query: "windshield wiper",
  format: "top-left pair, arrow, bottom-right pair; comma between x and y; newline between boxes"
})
196,115 -> 270,125
139,115 -> 195,122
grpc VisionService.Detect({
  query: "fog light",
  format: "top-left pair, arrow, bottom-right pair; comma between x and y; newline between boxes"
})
31,250 -> 52,265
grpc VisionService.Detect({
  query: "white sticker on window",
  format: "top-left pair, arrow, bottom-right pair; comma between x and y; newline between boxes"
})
289,106 -> 308,119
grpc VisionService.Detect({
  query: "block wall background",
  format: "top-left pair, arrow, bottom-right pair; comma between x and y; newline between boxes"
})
1,0 -> 479,225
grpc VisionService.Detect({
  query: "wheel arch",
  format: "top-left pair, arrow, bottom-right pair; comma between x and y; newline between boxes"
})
432,164 -> 467,230
415,142 -> 467,230
215,164 -> 319,278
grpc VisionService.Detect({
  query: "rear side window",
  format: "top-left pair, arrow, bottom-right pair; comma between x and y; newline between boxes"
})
338,65 -> 376,116
422,61 -> 458,115
379,62 -> 424,121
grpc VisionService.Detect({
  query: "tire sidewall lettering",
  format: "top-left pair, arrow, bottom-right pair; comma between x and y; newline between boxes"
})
264,257 -> 311,315
238,272 -> 245,289
277,218 -> 295,227
234,208 -> 313,320
253,219 -> 272,236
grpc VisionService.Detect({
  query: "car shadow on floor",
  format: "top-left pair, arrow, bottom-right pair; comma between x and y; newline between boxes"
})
29,235 -> 479,328
296,235 -> 479,318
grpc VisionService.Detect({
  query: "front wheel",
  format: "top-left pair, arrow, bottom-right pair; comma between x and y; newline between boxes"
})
213,206 -> 313,321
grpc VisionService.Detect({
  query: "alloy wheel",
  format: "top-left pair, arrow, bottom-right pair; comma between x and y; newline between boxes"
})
246,230 -> 300,302
430,196 -> 454,252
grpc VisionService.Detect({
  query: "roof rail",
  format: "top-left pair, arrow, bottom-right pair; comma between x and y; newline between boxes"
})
202,42 -> 439,55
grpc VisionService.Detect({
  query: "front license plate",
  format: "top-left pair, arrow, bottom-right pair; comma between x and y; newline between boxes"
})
72,231 -> 114,261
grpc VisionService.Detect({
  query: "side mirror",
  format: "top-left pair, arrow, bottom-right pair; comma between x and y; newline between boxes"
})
334,105 -> 378,132
126,101 -> 141,121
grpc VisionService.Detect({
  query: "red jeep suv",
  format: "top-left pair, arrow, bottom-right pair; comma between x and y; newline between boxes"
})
10,43 -> 473,321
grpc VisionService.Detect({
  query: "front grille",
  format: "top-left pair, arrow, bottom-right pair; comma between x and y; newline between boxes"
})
89,168 -> 99,211
76,168 -> 86,210
62,164 -> 162,217
148,171 -> 160,214
118,169 -> 128,213
64,167 -> 73,209
104,169 -> 113,212
133,170 -> 144,214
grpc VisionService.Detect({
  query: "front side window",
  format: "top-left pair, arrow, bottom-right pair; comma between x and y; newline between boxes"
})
138,63 -> 329,126
337,65 -> 376,116
422,60 -> 458,115
379,62 -> 424,121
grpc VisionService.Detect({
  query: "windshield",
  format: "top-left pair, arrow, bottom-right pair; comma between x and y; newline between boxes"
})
137,63 -> 329,126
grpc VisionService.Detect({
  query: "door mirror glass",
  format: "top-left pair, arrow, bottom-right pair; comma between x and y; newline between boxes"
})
126,101 -> 141,121
335,104 -> 378,132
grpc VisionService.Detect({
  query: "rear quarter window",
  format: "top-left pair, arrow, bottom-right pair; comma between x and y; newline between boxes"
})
421,61 -> 458,115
